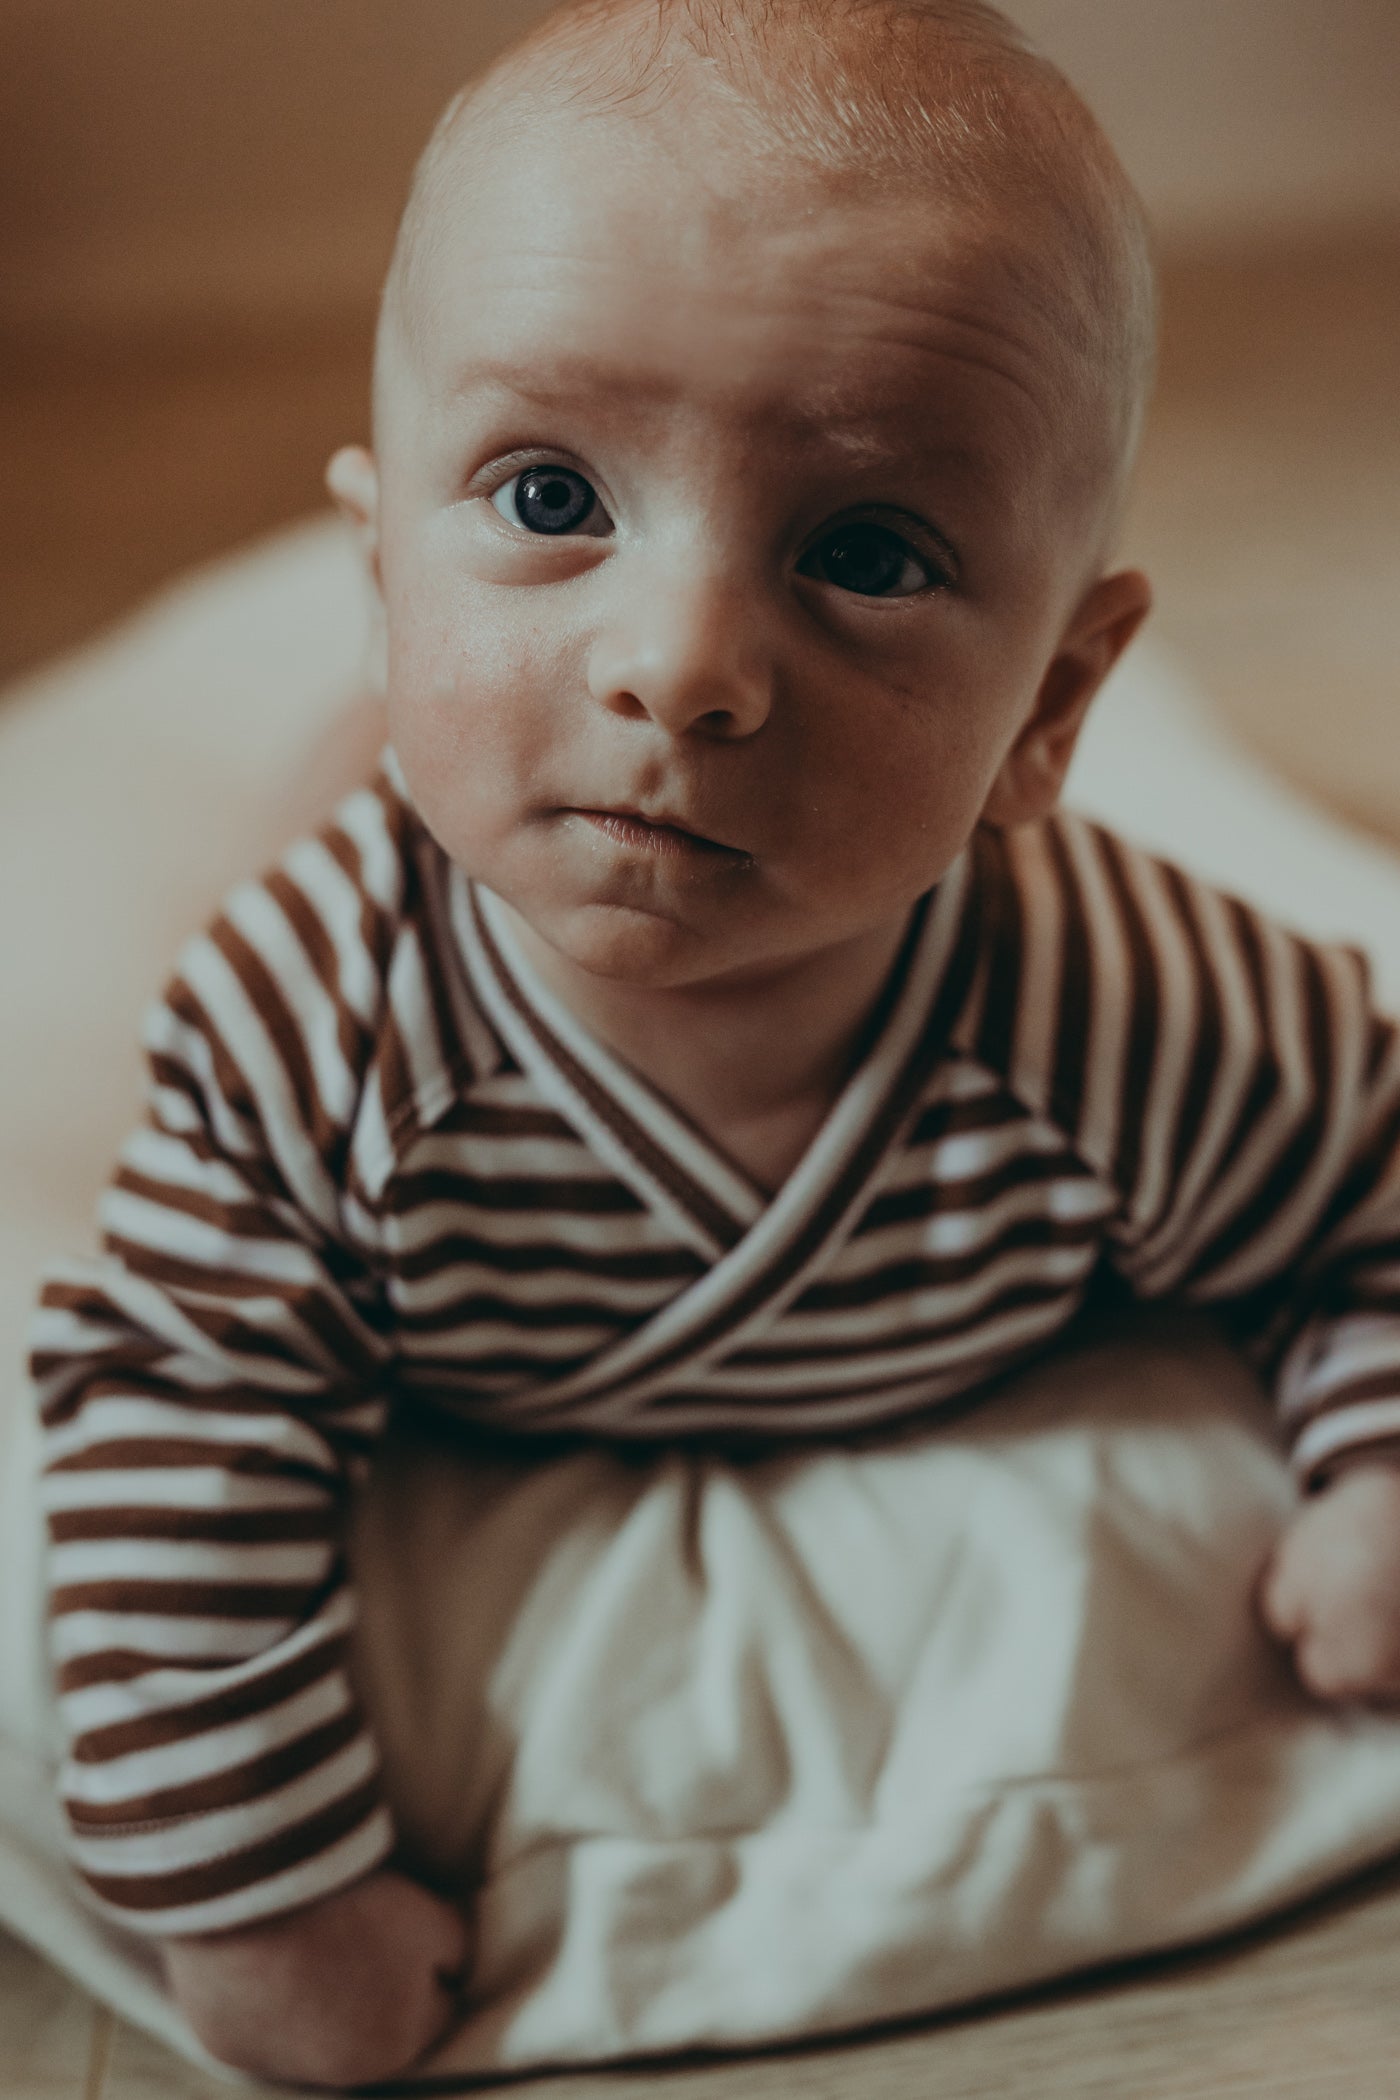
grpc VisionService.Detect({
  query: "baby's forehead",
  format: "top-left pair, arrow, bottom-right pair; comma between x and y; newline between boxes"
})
380,1 -> 1154,514
390,110 -> 1080,437
404,20 -> 1100,280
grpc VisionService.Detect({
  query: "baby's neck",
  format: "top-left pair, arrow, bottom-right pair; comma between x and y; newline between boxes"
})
502,910 -> 913,1195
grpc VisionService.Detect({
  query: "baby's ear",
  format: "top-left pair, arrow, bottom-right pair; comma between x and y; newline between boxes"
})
326,446 -> 383,594
326,446 -> 387,692
981,567 -> 1152,828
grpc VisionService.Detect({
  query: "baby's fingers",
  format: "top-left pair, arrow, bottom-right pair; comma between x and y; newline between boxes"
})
1256,1537 -> 1307,1641
1292,1613 -> 1400,1706
405,1895 -> 473,2066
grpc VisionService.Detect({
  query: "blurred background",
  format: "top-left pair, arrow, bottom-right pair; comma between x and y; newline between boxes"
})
2,0 -> 1398,840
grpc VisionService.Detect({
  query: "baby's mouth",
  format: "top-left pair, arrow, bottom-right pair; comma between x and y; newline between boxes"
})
571,807 -> 747,860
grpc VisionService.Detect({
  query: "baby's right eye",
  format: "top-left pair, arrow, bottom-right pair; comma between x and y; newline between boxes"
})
490,466 -> 611,537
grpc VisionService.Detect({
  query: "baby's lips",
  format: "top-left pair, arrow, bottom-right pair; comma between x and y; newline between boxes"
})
577,804 -> 748,855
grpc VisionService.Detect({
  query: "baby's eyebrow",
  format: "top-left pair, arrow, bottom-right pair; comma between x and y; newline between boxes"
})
443,356 -> 993,474
446,354 -> 677,409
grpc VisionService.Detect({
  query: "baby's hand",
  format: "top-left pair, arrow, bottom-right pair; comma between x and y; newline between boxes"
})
1260,1462 -> 1400,1703
162,1867 -> 470,2090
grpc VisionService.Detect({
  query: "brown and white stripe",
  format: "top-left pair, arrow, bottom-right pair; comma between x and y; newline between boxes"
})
29,757 -> 1400,1932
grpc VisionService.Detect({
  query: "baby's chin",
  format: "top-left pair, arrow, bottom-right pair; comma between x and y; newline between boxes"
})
510,892 -> 765,993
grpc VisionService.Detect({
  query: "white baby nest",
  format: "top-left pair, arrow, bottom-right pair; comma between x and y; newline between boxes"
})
3,517 -> 1400,2088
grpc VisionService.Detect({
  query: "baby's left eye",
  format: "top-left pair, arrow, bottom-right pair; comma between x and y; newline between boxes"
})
491,465 -> 612,537
797,522 -> 945,599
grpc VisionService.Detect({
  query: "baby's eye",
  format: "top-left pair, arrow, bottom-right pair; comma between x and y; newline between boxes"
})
490,465 -> 611,537
797,521 -> 945,599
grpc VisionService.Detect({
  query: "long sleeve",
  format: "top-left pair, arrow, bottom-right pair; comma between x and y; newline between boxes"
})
980,815 -> 1400,1488
1139,928 -> 1400,1485
29,835 -> 402,1936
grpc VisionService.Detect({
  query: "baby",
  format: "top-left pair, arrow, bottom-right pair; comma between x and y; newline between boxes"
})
30,0 -> 1400,2086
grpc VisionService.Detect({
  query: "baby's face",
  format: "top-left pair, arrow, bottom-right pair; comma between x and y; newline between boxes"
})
351,89 -> 1143,991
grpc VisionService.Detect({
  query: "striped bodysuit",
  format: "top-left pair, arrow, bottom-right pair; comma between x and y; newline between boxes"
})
30,754 -> 1400,1933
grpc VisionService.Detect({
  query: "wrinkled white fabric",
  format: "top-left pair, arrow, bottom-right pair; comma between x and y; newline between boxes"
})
4,518 -> 1400,2085
350,1316 -> 1400,2074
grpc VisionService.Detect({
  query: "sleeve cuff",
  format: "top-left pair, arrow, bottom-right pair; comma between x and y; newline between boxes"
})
69,1749 -> 396,1937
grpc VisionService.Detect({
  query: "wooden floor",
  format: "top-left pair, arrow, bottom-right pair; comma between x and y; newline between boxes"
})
16,1856 -> 1400,2099
3,228 -> 1399,2096
1127,232 -> 1400,853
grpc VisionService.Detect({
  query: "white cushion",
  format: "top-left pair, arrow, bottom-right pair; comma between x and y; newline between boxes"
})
4,518 -> 1400,2083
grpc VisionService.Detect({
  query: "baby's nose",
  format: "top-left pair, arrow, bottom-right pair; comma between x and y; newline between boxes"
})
586,570 -> 773,738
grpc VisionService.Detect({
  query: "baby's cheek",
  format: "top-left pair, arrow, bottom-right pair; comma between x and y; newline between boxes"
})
389,672 -> 554,885
813,704 -> 995,886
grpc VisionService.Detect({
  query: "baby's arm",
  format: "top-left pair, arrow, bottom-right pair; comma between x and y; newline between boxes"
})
32,794 -> 470,2082
1260,1464 -> 1400,1702
1033,833 -> 1400,1701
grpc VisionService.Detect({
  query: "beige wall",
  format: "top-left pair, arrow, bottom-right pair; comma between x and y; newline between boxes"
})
0,0 -> 554,336
1007,0 -> 1400,238
2,0 -> 1398,339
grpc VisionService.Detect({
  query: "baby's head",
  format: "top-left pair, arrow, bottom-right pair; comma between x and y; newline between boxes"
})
330,0 -> 1155,991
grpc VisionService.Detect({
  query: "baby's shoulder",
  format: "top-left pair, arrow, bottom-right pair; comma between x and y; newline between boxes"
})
959,809 -> 1375,1183
147,757 -> 499,1206
973,805 -> 1335,991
